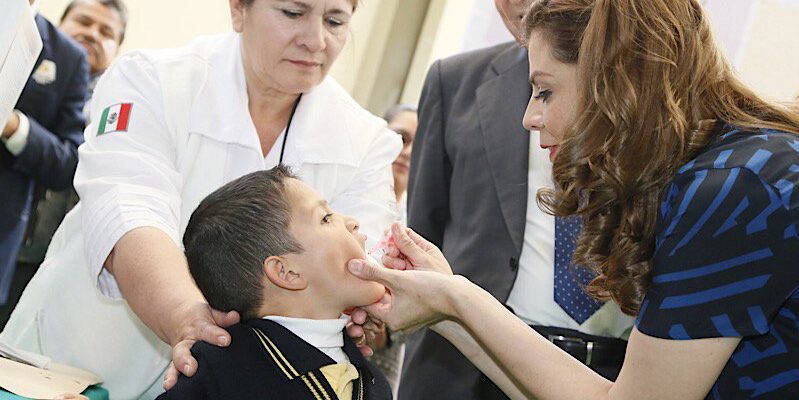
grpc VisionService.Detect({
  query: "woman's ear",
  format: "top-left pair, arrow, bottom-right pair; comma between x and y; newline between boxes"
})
229,0 -> 246,33
264,256 -> 308,291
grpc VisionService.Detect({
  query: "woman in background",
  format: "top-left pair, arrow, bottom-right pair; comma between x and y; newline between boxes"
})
369,104 -> 417,396
385,104 -> 418,224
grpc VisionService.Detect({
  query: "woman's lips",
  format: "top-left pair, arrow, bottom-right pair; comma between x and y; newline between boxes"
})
541,145 -> 559,161
289,60 -> 321,68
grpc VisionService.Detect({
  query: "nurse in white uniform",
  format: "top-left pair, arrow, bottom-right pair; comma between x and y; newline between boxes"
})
0,0 -> 400,398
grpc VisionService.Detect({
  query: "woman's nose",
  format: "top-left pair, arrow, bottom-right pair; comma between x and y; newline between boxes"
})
297,20 -> 326,53
400,144 -> 412,158
523,97 -> 543,131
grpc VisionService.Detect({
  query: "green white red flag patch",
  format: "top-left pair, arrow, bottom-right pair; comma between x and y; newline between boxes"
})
97,103 -> 132,136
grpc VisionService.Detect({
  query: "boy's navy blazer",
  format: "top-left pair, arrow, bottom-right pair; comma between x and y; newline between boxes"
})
158,318 -> 393,399
0,14 -> 88,303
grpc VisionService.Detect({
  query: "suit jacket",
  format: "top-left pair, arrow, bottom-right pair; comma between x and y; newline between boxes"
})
0,15 -> 88,303
403,42 -> 531,400
158,319 -> 393,400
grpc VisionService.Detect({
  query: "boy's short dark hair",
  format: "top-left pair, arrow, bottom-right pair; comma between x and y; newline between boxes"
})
183,166 -> 304,320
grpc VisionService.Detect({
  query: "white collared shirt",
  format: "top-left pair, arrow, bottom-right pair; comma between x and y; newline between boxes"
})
263,316 -> 350,363
505,133 -> 634,339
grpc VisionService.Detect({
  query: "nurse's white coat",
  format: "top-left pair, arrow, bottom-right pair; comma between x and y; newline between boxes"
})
0,33 -> 400,399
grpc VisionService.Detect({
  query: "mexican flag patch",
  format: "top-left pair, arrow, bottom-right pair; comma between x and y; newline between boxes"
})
97,103 -> 132,136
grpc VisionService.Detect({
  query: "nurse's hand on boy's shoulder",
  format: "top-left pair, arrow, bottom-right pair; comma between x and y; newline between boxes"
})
163,306 -> 240,390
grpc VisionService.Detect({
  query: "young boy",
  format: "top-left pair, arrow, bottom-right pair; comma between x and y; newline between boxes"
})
157,166 -> 392,399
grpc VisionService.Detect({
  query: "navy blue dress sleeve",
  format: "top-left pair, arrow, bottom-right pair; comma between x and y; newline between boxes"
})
636,166 -> 799,340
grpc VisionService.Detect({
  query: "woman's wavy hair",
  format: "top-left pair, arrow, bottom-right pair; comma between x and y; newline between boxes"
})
524,0 -> 799,315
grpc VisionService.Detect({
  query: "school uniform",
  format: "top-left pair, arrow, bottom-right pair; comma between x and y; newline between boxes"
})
157,318 -> 392,400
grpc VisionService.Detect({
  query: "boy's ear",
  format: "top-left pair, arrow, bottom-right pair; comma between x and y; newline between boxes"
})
264,256 -> 307,291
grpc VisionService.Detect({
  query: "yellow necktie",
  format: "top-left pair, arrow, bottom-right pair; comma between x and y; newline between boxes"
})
318,363 -> 360,399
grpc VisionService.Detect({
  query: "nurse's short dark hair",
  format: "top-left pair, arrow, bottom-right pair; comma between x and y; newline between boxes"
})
183,166 -> 304,320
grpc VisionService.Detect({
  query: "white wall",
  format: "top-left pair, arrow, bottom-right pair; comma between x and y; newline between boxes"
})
737,0 -> 799,101
39,0 -> 232,51
702,0 -> 759,67
459,0 -> 514,54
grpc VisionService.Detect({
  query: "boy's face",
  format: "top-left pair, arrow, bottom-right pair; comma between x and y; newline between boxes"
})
283,178 -> 386,312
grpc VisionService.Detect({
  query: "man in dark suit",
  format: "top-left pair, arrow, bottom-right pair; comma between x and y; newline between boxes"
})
0,5 -> 88,314
17,0 -> 128,267
401,1 -> 632,398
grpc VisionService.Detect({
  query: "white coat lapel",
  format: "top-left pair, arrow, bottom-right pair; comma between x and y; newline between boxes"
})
290,77 -> 358,167
187,34 -> 258,150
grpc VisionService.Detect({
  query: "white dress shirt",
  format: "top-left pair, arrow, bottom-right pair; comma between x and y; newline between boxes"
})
505,133 -> 634,339
263,316 -> 350,364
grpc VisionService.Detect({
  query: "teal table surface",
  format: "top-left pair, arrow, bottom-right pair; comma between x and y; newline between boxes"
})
0,386 -> 108,400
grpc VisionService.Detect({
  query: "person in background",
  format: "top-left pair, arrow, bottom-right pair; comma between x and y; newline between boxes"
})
385,104 -> 417,223
368,104 -> 417,397
59,0 -> 128,116
0,0 -> 89,326
14,0 -> 128,303
401,0 -> 632,398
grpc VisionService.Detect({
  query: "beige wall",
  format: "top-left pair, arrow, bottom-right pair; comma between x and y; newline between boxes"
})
737,0 -> 799,101
401,0 -> 477,106
39,0 -> 233,52
39,1 -> 799,113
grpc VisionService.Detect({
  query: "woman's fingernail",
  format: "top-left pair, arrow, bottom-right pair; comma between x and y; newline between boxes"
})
184,364 -> 191,375
349,260 -> 363,273
218,336 -> 228,346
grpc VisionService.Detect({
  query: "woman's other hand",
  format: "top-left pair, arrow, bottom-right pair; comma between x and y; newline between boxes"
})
162,306 -> 240,390
346,309 -> 388,357
381,222 -> 452,275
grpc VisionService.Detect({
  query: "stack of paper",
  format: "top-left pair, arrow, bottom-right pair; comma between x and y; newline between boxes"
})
0,0 -> 43,129
0,340 -> 103,399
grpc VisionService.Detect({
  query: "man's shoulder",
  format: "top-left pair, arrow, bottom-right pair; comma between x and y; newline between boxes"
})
438,41 -> 520,74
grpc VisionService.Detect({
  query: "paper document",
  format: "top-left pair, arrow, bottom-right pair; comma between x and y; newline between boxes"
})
0,340 -> 103,399
0,0 -> 43,129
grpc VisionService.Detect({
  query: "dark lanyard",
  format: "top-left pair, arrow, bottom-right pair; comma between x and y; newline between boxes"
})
279,94 -> 302,165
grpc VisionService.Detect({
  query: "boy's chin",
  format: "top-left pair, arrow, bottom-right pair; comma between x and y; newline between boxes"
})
349,282 -> 387,307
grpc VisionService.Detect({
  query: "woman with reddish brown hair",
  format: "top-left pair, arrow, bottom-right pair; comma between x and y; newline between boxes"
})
346,0 -> 799,398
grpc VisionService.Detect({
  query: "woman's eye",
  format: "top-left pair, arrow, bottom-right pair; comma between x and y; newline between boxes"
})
534,89 -> 552,102
282,9 -> 302,18
326,17 -> 344,28
322,213 -> 333,224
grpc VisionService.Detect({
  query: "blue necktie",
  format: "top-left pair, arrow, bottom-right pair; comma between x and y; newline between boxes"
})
554,216 -> 603,324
